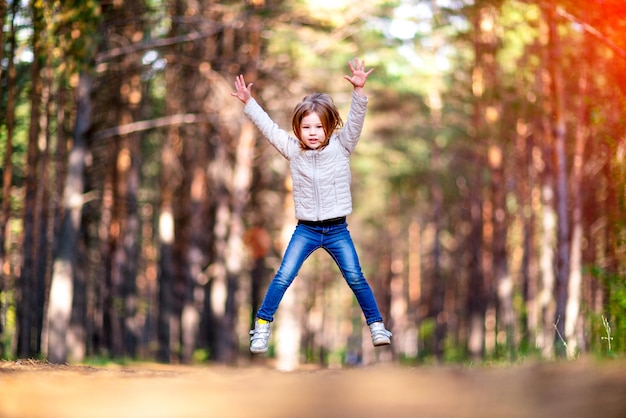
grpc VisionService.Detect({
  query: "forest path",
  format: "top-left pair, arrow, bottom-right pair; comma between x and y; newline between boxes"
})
1,358 -> 625,418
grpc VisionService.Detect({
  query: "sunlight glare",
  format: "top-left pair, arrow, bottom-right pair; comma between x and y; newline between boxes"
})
307,0 -> 348,11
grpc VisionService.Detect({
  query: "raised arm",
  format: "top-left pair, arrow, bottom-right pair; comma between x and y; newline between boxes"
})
343,59 -> 374,98
230,74 -> 299,159
231,74 -> 253,104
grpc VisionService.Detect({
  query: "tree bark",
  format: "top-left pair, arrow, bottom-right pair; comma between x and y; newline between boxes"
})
429,149 -> 446,361
157,175 -> 176,362
388,195 -> 407,359
18,0 -> 44,358
47,72 -> 92,364
516,124 -> 538,351
157,0 -> 185,363
467,163 -> 485,361
180,140 -> 208,363
35,64 -> 53,357
565,32 -> 590,358
426,83 -> 445,361
222,117 -> 255,363
545,2 -> 570,358
274,179 -> 300,371
467,7 -> 487,361
490,144 -> 516,358
221,32 -> 260,363
0,0 -> 18,358
479,2 -> 515,358
536,8 -> 557,359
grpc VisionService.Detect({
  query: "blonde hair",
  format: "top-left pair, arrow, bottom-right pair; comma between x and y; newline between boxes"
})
292,93 -> 343,150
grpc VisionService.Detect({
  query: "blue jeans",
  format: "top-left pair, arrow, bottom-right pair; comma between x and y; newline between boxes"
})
256,219 -> 384,325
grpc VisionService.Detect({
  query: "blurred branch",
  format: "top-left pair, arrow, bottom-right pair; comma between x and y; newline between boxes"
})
92,113 -> 210,141
95,25 -> 228,64
557,7 -> 626,60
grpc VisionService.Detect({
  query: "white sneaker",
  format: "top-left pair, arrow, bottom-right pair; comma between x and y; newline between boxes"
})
369,322 -> 392,346
249,320 -> 271,354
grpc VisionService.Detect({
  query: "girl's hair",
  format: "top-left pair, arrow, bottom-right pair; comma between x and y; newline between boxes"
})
292,93 -> 343,150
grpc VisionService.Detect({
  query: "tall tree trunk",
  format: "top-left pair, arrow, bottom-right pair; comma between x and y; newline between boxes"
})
538,144 -> 557,360
179,2 -> 212,363
117,133 -> 141,358
426,83 -> 445,361
179,74 -> 209,364
35,64 -> 53,356
47,72 -> 92,364
473,2 -> 513,358
107,115 -> 141,360
157,0 -> 185,363
157,142 -> 176,362
54,83 -> 68,257
478,2 -> 513,358
406,217 -> 421,358
565,34 -> 590,358
0,0 -> 18,357
222,24 -> 260,362
545,2 -> 569,358
119,1 -> 146,360
18,0 -> 44,357
274,181 -> 300,370
517,125 -> 539,351
467,159 -> 485,361
97,0 -> 146,359
208,140 -> 232,363
202,6 -> 260,364
490,144 -> 516,358
536,10 -> 557,359
467,7 -> 487,361
223,116 -> 255,363
388,195 -> 406,359
429,148 -> 445,361
100,146 -> 117,356
180,139 -> 208,363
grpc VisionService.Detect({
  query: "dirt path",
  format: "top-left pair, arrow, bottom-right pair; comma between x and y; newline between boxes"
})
1,358 -> 625,418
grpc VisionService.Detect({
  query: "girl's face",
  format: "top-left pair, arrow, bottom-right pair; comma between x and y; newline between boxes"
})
299,112 -> 326,150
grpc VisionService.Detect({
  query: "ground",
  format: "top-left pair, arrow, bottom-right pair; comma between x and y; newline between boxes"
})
1,357 -> 626,418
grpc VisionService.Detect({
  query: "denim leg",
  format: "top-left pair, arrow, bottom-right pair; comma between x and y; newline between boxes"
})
256,224 -> 319,322
324,224 -> 384,325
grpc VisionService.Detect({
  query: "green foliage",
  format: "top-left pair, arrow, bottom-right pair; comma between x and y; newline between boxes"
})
192,349 -> 210,364
588,266 -> 626,356
1,299 -> 16,360
498,1 -> 541,75
48,0 -> 102,75
0,62 -> 32,185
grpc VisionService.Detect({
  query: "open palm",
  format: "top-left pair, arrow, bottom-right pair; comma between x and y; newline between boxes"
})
344,59 -> 374,88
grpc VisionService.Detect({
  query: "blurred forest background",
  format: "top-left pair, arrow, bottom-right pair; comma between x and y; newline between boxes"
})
0,0 -> 624,370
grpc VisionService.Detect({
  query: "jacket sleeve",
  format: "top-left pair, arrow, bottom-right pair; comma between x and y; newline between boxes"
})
244,98 -> 299,160
336,91 -> 368,154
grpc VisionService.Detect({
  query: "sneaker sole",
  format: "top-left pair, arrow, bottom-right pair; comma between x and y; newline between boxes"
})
373,338 -> 391,346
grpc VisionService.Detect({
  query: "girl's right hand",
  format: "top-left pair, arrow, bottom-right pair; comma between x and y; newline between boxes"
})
231,74 -> 253,104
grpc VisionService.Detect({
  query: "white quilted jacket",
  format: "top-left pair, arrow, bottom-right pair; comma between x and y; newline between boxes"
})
244,91 -> 368,221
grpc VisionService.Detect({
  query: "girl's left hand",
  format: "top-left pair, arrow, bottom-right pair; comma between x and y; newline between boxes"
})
344,59 -> 374,88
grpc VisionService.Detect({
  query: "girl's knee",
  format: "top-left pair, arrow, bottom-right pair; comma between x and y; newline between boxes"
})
272,272 -> 293,289
344,272 -> 367,287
